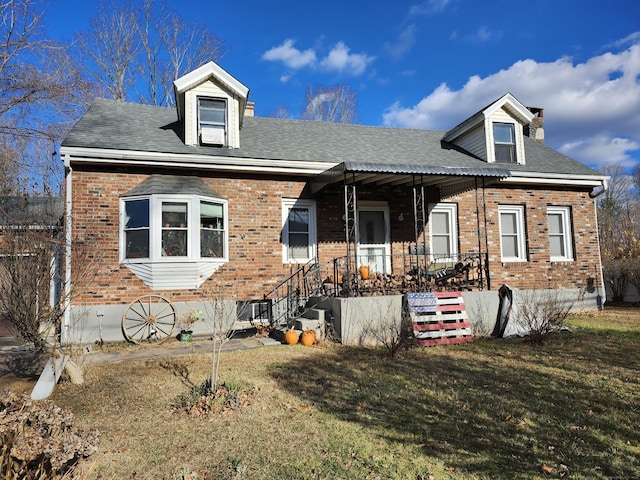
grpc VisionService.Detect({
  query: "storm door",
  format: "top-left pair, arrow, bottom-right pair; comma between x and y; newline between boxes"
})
357,203 -> 391,274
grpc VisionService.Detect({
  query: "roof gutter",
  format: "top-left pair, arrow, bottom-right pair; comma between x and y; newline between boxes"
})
589,176 -> 609,198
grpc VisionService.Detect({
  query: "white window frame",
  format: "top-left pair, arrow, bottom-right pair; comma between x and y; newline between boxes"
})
493,122 -> 517,164
120,194 -> 228,263
281,198 -> 317,264
499,205 -> 527,262
547,206 -> 574,261
428,203 -> 458,262
198,97 -> 227,146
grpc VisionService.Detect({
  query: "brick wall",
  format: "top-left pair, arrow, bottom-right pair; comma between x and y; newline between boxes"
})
449,184 -> 602,291
70,167 -> 603,307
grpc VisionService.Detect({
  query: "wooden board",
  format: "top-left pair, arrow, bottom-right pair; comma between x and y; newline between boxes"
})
406,292 -> 473,347
31,355 -> 69,400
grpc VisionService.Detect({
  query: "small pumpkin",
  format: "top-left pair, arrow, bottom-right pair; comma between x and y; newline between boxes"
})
300,329 -> 316,346
358,265 -> 370,280
284,329 -> 299,345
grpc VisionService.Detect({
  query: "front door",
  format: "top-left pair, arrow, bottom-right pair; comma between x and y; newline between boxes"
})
357,203 -> 391,274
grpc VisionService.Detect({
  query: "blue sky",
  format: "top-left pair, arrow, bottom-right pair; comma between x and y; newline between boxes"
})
46,0 -> 640,171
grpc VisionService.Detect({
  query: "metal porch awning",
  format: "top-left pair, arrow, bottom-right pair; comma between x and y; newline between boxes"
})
309,161 -> 512,197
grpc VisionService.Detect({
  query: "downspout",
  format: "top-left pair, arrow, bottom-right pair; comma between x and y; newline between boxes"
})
589,177 -> 609,199
482,178 -> 490,290
592,180 -> 607,308
62,154 -> 72,345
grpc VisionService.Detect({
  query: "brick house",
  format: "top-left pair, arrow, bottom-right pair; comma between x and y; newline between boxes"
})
59,61 -> 608,345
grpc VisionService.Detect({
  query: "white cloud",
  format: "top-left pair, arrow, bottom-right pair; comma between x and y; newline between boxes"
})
409,0 -> 452,16
262,40 -> 374,79
383,41 -> 640,168
558,135 -> 639,169
466,26 -> 501,43
262,39 -> 316,70
319,42 -> 375,76
384,24 -> 417,60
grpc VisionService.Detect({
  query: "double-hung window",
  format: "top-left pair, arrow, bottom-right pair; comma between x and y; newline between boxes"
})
429,203 -> 458,262
123,199 -> 150,259
547,206 -> 574,261
282,199 -> 316,264
499,205 -> 527,262
493,123 -> 517,163
122,195 -> 227,262
198,98 -> 227,146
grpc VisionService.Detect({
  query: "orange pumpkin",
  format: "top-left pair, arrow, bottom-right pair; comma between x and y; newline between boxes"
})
284,329 -> 299,345
300,329 -> 316,346
358,265 -> 370,280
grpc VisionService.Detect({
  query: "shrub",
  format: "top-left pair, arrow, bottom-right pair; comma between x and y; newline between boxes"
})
512,288 -> 581,344
172,379 -> 252,416
0,390 -> 99,479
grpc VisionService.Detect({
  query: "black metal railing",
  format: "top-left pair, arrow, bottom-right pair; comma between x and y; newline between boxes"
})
266,259 -> 327,328
326,251 -> 488,297
264,251 -> 488,328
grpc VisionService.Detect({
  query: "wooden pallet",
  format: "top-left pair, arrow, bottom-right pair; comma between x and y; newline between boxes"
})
406,292 -> 473,347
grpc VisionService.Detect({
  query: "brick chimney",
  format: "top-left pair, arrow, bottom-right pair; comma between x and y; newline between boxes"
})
525,107 -> 544,144
244,101 -> 255,117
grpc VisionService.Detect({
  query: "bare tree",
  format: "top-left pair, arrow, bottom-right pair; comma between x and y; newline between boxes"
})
0,194 -> 106,352
598,162 -> 640,302
301,84 -> 358,123
74,0 -> 226,107
75,1 -> 139,102
156,6 -> 226,107
1,0 -> 92,195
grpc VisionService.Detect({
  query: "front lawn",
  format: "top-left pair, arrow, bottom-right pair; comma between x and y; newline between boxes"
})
4,306 -> 639,479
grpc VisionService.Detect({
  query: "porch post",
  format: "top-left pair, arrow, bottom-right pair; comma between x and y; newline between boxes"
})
344,178 -> 357,296
412,176 -> 428,273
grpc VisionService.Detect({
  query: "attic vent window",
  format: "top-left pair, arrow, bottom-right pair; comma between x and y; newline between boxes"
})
199,98 -> 226,146
493,123 -> 517,163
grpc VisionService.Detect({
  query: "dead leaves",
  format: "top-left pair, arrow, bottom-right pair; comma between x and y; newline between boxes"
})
541,463 -> 571,477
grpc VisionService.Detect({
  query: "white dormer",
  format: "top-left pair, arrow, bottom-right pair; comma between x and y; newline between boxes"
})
443,93 -> 535,165
173,62 -> 250,149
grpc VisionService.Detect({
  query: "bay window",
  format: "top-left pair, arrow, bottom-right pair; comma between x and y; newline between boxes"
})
121,195 -> 227,262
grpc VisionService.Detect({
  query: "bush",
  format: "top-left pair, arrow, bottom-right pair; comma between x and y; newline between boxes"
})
0,390 -> 99,479
172,379 -> 253,416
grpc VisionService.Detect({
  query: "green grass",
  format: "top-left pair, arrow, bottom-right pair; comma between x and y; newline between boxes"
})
4,306 -> 639,479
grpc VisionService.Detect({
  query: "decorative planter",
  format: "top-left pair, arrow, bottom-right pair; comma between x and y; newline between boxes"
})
300,329 -> 316,346
284,329 -> 299,345
178,331 -> 193,343
358,265 -> 370,280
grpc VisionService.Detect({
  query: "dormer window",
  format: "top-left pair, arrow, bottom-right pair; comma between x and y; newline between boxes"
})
493,123 -> 517,163
199,98 -> 227,146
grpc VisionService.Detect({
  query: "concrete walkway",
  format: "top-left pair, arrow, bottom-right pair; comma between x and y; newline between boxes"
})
0,333 -> 284,378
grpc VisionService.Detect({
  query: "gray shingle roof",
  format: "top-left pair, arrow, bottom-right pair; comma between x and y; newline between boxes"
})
122,175 -> 224,198
0,197 -> 64,227
62,98 -> 601,178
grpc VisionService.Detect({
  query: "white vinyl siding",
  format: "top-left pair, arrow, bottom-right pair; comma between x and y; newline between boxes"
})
185,79 -> 241,147
453,124 -> 487,161
486,108 -> 526,165
548,206 -> 574,261
499,205 -> 527,262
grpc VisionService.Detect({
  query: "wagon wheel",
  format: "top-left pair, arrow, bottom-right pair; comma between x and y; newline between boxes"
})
122,295 -> 177,344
